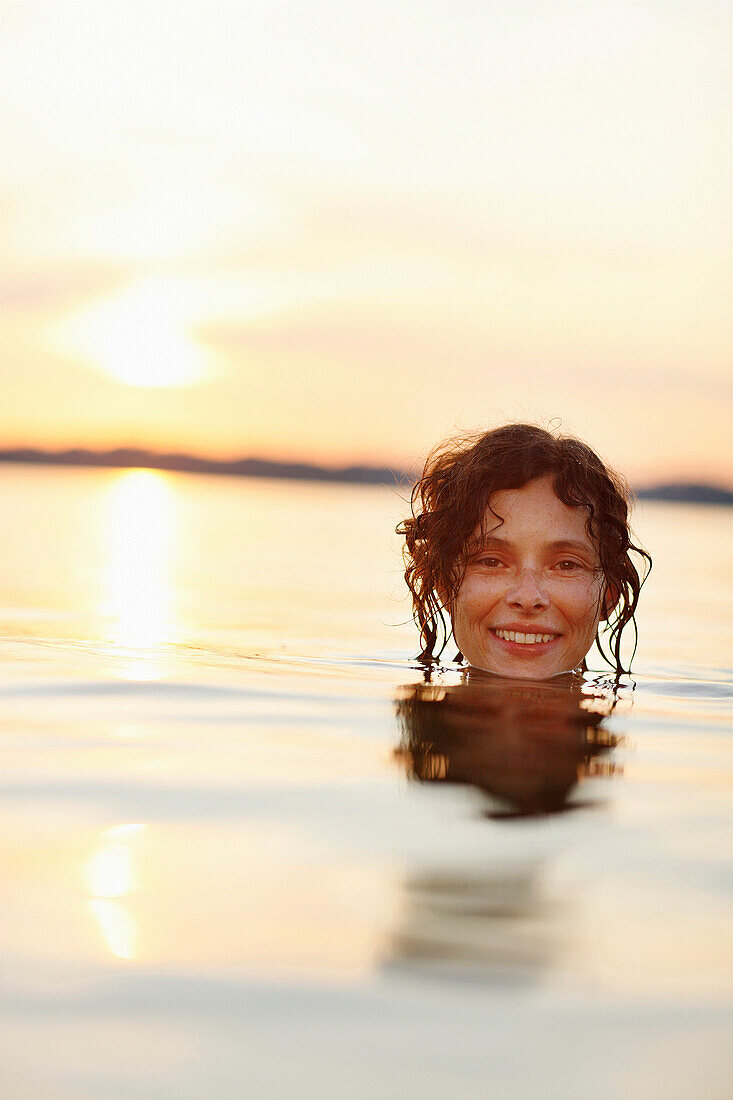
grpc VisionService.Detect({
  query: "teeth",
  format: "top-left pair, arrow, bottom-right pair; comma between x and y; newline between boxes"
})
493,629 -> 555,645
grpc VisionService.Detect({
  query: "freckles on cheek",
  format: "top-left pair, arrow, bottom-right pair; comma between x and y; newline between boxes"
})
456,595 -> 488,633
576,582 -> 605,640
588,576 -> 607,614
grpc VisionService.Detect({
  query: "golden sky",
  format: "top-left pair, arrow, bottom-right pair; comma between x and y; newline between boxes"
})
1,1 -> 731,481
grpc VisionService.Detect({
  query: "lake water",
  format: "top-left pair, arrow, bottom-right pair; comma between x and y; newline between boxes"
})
2,464 -> 731,1099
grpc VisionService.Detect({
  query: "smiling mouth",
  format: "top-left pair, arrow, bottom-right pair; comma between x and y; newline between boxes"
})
491,628 -> 560,646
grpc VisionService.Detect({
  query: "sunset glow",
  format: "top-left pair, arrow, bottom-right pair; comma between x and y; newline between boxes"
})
2,2 -> 731,482
58,278 -> 211,388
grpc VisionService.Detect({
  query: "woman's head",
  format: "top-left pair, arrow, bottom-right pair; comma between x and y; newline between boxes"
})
397,423 -> 650,678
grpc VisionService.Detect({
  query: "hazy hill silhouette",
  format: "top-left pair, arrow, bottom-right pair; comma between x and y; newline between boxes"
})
1,446 -> 731,504
0,446 -> 407,487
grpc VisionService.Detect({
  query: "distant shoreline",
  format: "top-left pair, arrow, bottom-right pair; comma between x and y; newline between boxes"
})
1,447 -> 731,505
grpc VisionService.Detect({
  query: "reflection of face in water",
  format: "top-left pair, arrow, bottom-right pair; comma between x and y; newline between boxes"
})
395,673 -> 620,818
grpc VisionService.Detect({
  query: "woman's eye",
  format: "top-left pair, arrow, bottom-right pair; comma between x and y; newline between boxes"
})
476,556 -> 503,568
557,559 -> 582,571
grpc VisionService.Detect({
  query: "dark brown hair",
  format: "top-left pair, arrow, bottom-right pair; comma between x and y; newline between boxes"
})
397,423 -> 651,675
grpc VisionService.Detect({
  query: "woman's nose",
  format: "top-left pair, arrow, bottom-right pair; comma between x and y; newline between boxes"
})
506,568 -> 550,611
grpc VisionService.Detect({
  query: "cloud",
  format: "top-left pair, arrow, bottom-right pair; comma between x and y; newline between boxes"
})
0,261 -> 126,313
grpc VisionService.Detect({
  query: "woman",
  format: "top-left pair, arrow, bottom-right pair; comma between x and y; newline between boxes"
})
398,423 -> 650,679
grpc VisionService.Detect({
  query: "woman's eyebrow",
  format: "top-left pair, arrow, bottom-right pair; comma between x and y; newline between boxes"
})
547,539 -> 596,554
475,534 -> 510,549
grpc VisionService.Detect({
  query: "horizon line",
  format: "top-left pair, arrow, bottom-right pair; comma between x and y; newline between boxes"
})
1,445 -> 732,503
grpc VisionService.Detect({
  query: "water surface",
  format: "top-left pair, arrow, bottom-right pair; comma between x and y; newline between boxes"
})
1,465 -> 731,1099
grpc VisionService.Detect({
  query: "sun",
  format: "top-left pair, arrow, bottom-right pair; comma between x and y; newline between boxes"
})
59,276 -> 210,388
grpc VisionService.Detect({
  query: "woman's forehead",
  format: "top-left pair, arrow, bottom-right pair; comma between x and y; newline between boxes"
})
474,478 -> 598,548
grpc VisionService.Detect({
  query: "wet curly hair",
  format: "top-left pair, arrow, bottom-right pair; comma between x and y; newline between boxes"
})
397,423 -> 651,676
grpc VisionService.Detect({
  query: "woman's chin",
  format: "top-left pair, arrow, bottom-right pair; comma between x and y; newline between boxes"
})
465,656 -> 582,682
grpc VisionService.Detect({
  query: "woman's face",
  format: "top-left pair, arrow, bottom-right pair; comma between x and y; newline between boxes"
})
450,476 -> 606,680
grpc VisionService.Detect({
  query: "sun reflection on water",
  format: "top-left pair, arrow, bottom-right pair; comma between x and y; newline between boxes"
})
84,824 -> 145,961
101,469 -> 179,678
